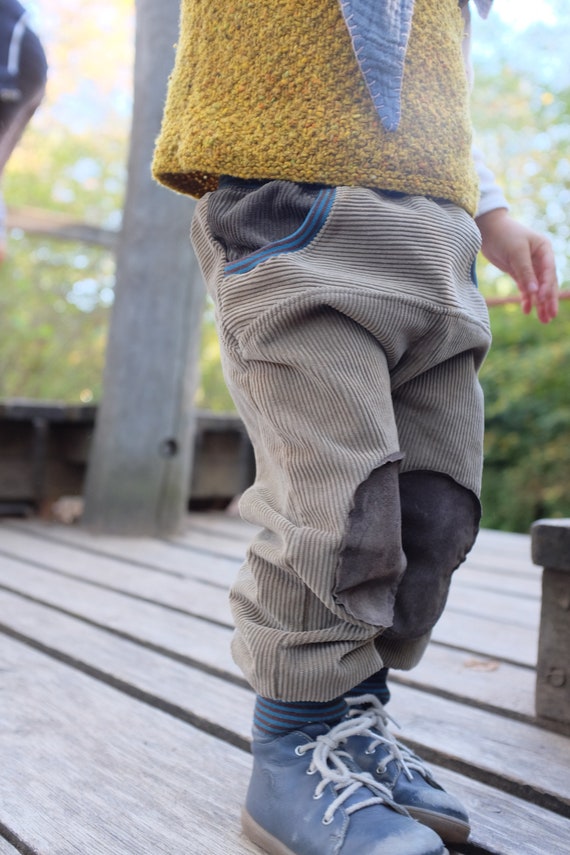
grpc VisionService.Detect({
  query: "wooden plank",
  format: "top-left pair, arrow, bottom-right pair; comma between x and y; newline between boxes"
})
1,526 -> 541,650
0,636 -> 259,855
428,765 -> 570,855
6,519 -> 243,587
0,589 -> 253,746
0,578 -> 535,739
432,609 -> 538,667
476,527 -> 534,554
0,550 -> 536,723
463,550 -> 538,576
453,566 -> 541,599
6,205 -> 118,249
0,553 -> 241,681
9,515 -> 541,592
0,526 -> 234,625
1,526 -> 538,669
1,599 -> 568,855
393,643 -> 536,720
0,522 -> 540,709
0,838 -> 21,855
5,519 -> 540,626
388,686 -> 570,814
446,582 -> 540,629
1,556 -> 567,813
185,511 -> 259,541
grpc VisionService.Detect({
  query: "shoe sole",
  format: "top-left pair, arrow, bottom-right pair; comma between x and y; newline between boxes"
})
243,807 -> 451,855
406,806 -> 471,844
242,809 -> 296,855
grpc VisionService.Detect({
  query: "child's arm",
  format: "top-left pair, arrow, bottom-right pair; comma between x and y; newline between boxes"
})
476,207 -> 559,324
462,5 -> 558,324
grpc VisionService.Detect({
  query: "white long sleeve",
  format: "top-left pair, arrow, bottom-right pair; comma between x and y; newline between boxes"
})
472,145 -> 509,217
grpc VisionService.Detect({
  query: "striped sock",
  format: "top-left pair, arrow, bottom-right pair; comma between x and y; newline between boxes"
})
253,694 -> 348,737
346,668 -> 391,706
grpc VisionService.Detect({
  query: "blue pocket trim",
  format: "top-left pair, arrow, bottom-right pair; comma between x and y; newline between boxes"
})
224,187 -> 337,276
471,257 -> 479,289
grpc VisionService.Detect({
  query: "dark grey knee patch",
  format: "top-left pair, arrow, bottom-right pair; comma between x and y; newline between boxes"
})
385,471 -> 481,640
334,459 -> 406,626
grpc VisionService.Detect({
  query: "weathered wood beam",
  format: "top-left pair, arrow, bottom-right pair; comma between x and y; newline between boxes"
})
82,0 -> 204,535
6,206 -> 119,250
531,518 -> 570,727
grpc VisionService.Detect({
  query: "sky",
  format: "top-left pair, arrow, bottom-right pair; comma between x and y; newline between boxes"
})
492,0 -> 557,30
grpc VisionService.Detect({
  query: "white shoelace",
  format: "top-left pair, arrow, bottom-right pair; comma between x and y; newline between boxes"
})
346,694 -> 436,783
296,715 -> 406,825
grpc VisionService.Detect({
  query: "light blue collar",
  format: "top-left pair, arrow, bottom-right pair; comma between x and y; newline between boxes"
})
337,0 -> 493,132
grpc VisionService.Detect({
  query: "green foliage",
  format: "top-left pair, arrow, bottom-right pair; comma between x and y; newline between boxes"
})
0,234 -> 111,402
0,126 -> 125,403
194,300 -> 236,413
480,302 -> 570,532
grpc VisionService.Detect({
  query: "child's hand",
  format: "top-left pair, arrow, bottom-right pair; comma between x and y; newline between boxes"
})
476,208 -> 559,323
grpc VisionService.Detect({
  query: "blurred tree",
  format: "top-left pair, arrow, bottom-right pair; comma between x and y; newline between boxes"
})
469,10 -> 570,531
480,302 -> 570,531
0,0 -> 131,404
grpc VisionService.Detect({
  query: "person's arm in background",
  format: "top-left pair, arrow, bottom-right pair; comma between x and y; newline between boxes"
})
463,3 -> 559,323
0,1 -> 47,262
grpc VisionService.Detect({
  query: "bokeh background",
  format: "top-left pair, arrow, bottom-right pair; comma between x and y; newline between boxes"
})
1,0 -> 568,531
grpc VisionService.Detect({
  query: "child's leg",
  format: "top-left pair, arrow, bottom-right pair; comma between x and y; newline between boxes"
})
193,185 -> 491,701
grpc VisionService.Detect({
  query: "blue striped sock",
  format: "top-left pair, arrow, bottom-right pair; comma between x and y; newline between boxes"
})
253,695 -> 348,737
346,668 -> 391,706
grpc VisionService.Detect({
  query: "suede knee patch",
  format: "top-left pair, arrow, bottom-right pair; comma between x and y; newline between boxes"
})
334,459 -> 406,626
385,471 -> 481,640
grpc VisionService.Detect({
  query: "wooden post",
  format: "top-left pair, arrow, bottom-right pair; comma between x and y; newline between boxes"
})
531,519 -> 570,726
82,0 -> 204,536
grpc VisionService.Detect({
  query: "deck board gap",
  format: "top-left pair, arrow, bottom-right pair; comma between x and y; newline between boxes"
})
0,622 -> 252,755
0,601 -> 247,688
443,606 -> 535,631
0,525 -> 190,580
0,824 -> 37,855
0,553 -> 234,627
3,521 -> 243,579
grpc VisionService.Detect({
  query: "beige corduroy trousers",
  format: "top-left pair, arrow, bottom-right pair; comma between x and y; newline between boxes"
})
192,186 -> 492,702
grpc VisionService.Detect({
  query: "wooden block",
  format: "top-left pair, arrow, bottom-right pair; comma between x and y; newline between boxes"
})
531,518 -> 570,572
531,519 -> 570,726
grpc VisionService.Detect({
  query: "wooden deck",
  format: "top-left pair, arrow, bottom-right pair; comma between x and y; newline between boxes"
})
0,512 -> 569,855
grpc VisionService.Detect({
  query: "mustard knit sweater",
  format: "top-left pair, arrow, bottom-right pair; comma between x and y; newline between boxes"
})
153,0 -> 479,215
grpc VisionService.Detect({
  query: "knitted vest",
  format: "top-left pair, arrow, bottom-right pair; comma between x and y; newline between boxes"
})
153,0 -> 479,215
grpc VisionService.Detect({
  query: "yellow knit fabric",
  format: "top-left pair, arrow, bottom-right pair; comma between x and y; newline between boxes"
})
152,0 -> 479,215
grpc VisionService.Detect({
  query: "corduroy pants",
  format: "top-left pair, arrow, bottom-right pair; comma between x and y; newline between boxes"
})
192,185 -> 492,702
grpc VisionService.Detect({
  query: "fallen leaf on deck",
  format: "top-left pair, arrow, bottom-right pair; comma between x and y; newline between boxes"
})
463,659 -> 500,672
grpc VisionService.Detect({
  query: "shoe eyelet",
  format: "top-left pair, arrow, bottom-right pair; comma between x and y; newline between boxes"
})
306,766 -> 317,776
364,748 -> 375,755
294,745 -> 305,757
313,790 -> 324,800
322,816 -> 333,825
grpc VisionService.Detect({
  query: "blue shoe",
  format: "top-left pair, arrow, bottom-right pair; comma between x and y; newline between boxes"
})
243,717 -> 448,854
344,695 -> 470,844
